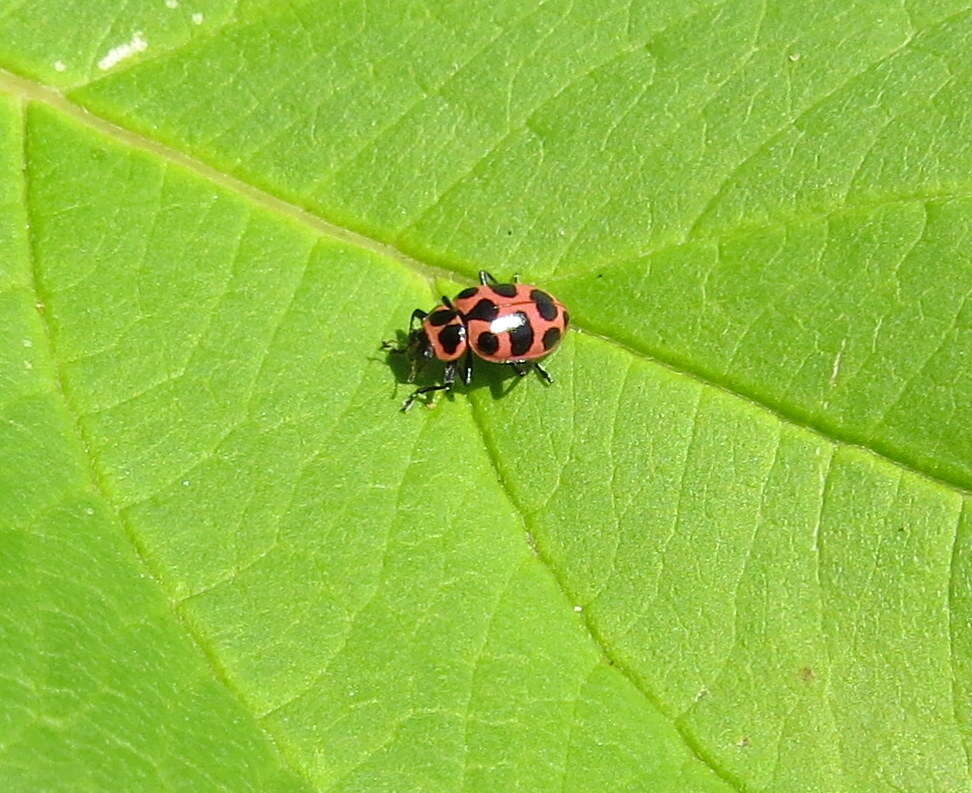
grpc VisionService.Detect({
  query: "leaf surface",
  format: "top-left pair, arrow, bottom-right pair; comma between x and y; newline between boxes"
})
0,2 -> 970,792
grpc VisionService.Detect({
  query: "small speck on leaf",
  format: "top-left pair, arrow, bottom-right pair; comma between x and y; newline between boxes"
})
97,32 -> 148,71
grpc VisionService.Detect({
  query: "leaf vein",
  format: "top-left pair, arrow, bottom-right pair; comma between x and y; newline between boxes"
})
17,95 -> 313,788
466,391 -> 746,793
1,64 -> 968,502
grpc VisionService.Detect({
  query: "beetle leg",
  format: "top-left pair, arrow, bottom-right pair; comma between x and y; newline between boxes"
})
400,384 -> 446,412
401,361 -> 457,412
533,362 -> 553,384
479,271 -> 498,285
510,361 -> 530,377
400,384 -> 448,412
461,346 -> 474,386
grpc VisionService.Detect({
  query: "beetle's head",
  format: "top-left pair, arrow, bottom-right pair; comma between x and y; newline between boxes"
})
381,327 -> 434,383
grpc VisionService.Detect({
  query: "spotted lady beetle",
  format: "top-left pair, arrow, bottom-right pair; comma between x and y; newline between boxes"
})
383,271 -> 569,411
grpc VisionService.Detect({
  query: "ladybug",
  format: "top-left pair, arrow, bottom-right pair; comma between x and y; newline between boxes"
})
383,271 -> 569,411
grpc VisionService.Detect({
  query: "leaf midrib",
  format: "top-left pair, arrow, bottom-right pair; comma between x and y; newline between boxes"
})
0,65 -> 964,498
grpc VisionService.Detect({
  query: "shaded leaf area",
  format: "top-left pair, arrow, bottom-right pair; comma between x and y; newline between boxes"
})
62,0 -> 972,489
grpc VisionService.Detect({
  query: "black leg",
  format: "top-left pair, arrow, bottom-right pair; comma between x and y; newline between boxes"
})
479,271 -> 498,285
401,362 -> 457,412
401,383 -> 450,412
462,347 -> 474,386
441,295 -> 455,310
513,273 -> 520,283
508,361 -> 553,383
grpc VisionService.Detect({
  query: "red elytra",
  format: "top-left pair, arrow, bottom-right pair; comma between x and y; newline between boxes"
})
383,271 -> 569,411
451,282 -> 568,363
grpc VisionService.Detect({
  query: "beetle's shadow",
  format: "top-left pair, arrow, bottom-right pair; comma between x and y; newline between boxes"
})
375,330 -> 529,409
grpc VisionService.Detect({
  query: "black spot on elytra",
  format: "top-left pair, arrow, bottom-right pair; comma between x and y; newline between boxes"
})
530,289 -> 557,320
456,286 -> 479,300
542,326 -> 561,351
509,312 -> 534,356
490,283 -> 518,298
438,324 -> 464,355
428,308 -> 456,326
466,298 -> 499,322
476,331 -> 499,355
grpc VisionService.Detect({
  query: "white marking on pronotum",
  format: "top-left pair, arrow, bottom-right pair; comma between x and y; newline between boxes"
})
97,31 -> 148,71
53,60 -> 67,72
191,12 -> 204,24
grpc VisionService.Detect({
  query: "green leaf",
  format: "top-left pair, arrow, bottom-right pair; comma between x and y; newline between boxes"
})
0,2 -> 969,792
